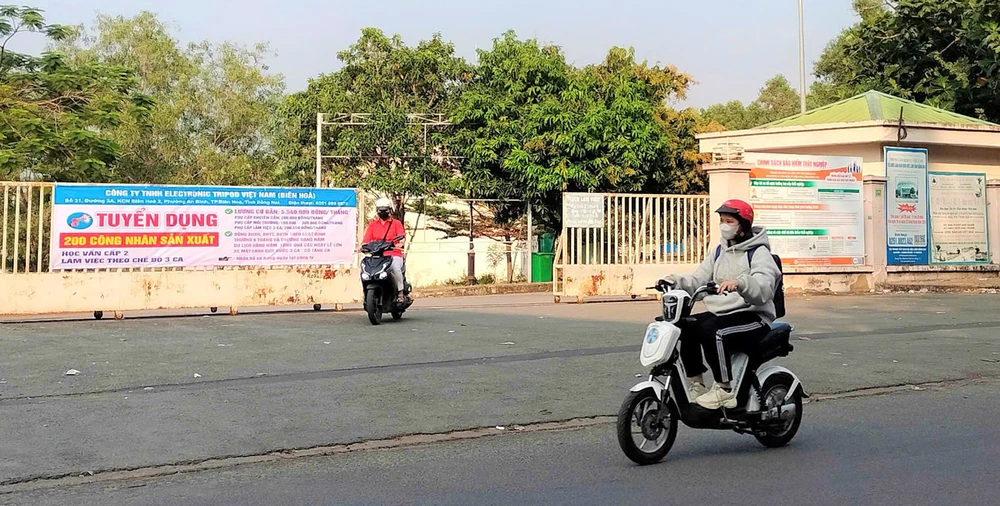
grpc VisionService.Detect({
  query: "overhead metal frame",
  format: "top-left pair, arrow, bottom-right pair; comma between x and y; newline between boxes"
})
314,112 -> 455,187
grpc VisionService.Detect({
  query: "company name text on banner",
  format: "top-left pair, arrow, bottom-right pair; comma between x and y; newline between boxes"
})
49,185 -> 358,270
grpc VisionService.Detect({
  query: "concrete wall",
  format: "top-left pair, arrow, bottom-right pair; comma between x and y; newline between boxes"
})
377,197 -> 529,288
0,266 -> 359,316
561,263 -> 701,299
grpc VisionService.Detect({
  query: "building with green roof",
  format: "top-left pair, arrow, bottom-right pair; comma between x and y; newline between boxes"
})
698,91 -> 1000,178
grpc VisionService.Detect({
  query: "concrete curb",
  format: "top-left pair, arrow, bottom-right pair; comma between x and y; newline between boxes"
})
413,282 -> 552,299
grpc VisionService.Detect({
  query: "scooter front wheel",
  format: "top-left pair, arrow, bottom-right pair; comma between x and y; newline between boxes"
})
616,389 -> 678,465
365,290 -> 382,325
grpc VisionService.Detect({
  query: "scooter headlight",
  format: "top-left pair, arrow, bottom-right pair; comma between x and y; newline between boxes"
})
377,271 -> 388,280
361,272 -> 371,281
662,295 -> 678,322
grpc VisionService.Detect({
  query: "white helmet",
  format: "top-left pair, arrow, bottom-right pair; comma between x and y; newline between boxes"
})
375,197 -> 392,210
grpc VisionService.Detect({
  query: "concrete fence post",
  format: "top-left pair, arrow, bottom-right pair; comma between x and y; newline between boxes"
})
864,176 -> 888,285
987,180 -> 1000,265
702,162 -> 753,247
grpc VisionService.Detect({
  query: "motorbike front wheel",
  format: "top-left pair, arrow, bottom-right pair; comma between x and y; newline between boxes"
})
365,289 -> 382,325
616,389 -> 678,465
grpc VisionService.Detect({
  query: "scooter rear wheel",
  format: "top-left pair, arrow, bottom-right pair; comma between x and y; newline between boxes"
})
753,373 -> 803,448
616,389 -> 678,465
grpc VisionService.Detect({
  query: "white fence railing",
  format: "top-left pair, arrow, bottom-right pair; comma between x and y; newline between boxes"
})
2,182 -> 54,274
554,193 -> 712,301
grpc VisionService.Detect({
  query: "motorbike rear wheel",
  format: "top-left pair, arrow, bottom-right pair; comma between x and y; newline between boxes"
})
365,290 -> 382,325
616,389 -> 678,465
753,373 -> 803,448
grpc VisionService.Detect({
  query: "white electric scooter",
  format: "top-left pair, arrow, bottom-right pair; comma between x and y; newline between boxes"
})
616,280 -> 807,465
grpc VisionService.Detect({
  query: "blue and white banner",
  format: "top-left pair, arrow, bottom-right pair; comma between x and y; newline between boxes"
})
49,184 -> 358,270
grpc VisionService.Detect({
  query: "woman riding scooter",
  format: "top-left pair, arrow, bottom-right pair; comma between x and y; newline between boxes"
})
662,199 -> 781,410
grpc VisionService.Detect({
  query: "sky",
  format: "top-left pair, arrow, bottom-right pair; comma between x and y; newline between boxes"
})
18,0 -> 859,108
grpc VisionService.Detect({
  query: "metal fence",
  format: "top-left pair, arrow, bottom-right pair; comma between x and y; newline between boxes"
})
553,193 -> 712,300
2,182 -> 54,274
561,193 -> 712,266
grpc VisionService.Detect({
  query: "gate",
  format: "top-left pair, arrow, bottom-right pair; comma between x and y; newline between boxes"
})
554,193 -> 712,301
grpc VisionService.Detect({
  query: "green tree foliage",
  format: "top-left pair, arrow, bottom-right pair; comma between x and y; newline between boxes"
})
274,28 -> 471,219
449,32 -> 703,230
0,5 -> 152,181
702,75 -> 802,130
58,11 -> 285,184
814,0 -> 1000,122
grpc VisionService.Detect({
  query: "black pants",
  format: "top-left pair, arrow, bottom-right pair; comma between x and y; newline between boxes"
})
679,312 -> 770,383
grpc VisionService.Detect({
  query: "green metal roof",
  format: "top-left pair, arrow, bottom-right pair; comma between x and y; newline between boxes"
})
760,91 -> 996,129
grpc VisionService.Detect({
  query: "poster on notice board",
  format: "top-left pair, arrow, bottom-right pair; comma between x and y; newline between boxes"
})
744,153 -> 865,267
928,172 -> 989,264
885,147 -> 929,265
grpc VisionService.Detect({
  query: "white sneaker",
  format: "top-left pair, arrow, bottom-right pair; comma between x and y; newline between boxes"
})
688,381 -> 708,399
696,383 -> 737,409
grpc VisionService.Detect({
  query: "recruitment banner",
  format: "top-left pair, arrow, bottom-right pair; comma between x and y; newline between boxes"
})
929,172 -> 989,264
49,184 -> 358,270
885,147 -> 929,265
744,153 -> 865,267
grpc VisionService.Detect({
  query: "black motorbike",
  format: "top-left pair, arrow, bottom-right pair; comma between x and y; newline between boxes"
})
360,235 -> 413,325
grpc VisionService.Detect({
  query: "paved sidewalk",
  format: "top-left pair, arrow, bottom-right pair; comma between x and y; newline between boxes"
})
1,292 -> 998,484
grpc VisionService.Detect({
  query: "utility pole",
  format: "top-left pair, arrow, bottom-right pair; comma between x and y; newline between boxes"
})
798,0 -> 807,114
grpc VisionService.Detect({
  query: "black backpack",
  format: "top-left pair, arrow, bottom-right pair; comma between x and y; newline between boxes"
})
714,244 -> 785,319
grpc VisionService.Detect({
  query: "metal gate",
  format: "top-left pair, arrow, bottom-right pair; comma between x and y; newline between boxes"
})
554,193 -> 712,301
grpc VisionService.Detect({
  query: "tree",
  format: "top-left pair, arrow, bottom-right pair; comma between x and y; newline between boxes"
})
450,32 -> 699,231
702,75 -> 802,130
274,28 -> 471,220
57,12 -> 285,185
814,0 -> 1000,122
0,5 -> 152,181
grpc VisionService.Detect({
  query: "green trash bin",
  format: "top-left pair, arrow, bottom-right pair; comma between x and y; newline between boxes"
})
538,233 -> 555,253
531,252 -> 554,283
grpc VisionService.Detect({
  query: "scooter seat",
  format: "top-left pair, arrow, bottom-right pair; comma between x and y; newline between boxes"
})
756,321 -> 794,363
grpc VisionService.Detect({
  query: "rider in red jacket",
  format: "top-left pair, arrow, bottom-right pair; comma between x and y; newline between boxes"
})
362,197 -> 407,302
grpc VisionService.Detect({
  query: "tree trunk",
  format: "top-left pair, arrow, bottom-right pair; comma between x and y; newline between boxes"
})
391,194 -> 406,223
504,233 -> 514,283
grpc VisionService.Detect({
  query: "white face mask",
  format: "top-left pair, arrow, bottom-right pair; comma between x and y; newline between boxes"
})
720,223 -> 740,241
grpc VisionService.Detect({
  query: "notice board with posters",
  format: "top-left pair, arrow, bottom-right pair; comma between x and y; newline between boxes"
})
885,147 -> 930,265
744,153 -> 866,267
928,172 -> 989,264
49,184 -> 358,270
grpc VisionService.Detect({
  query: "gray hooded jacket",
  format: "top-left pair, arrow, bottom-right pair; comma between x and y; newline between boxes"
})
672,226 -> 781,324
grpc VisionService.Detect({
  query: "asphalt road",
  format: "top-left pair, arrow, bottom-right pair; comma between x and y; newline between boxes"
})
8,378 -> 998,506
2,292 -> 1000,494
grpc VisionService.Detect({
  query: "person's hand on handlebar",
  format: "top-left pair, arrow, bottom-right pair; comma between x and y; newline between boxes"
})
717,280 -> 739,293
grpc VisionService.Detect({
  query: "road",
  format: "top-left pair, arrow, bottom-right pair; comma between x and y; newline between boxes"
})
7,378 -> 999,506
1,292 -> 1000,501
